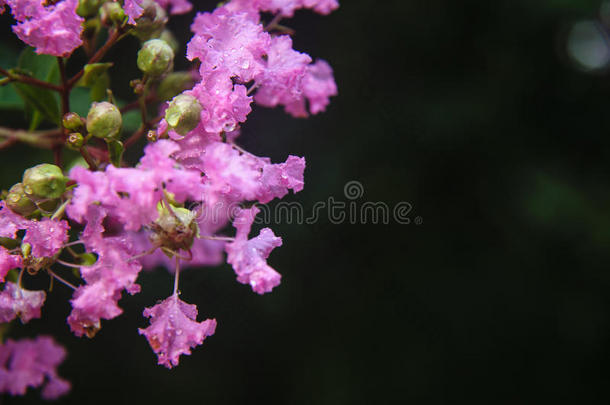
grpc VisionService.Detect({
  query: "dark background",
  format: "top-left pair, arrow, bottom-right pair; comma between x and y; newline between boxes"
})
3,0 -> 610,403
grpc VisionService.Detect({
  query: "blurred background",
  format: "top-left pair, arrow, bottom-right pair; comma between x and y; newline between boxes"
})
4,0 -> 610,403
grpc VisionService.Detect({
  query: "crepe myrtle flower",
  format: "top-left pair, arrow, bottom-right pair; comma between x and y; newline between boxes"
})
0,0 -> 338,399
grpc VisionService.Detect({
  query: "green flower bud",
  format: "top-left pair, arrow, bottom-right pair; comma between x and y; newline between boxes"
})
151,203 -> 199,253
100,1 -> 126,25
157,71 -> 195,101
137,39 -> 174,77
77,0 -> 105,17
67,133 -> 85,150
133,0 -> 167,40
6,183 -> 37,216
165,94 -> 202,135
22,164 -> 68,201
86,101 -> 122,139
62,112 -> 84,131
146,130 -> 158,142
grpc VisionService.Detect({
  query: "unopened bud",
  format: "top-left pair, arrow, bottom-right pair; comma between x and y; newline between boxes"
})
157,71 -> 195,101
146,130 -> 158,142
165,94 -> 201,135
100,1 -> 125,25
67,133 -> 85,150
6,183 -> 37,216
77,0 -> 105,17
86,101 -> 122,139
152,203 -> 199,253
137,39 -> 174,77
22,164 -> 68,201
133,0 -> 167,40
62,112 -> 84,131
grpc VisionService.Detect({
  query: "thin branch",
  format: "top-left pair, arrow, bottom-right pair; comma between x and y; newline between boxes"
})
67,29 -> 124,89
0,67 -> 62,92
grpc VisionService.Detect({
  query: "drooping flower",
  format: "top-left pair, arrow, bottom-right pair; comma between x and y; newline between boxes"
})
285,58 -> 338,116
0,336 -> 70,400
225,207 -> 282,294
139,294 -> 216,368
0,282 -> 46,324
67,206 -> 143,337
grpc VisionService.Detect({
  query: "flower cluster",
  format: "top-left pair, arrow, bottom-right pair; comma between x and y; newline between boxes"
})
0,0 -> 337,399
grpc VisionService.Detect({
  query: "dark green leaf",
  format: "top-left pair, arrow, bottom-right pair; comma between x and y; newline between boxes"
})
12,82 -> 60,127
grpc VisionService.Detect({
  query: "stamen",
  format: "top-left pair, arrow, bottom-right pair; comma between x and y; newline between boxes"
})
47,269 -> 77,290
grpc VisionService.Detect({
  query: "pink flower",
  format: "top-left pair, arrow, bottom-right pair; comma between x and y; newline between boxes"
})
0,202 -> 69,267
125,0 -> 193,24
0,282 -> 46,324
0,249 -> 22,283
0,336 -> 70,399
201,142 -> 305,205
68,206 -> 143,337
187,7 -> 270,82
225,207 -> 283,294
22,218 -> 70,259
254,35 -> 312,110
226,0 -> 339,18
68,140 -> 204,232
139,294 -> 216,368
286,59 -> 338,116
9,0 -> 84,57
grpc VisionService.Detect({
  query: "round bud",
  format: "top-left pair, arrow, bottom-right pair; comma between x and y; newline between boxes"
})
67,133 -> 85,150
157,71 -> 195,101
151,204 -> 199,253
6,183 -> 37,216
22,164 -> 68,201
86,101 -> 122,139
137,39 -> 174,77
76,0 -> 105,17
133,0 -> 167,40
62,112 -> 84,131
164,94 -> 202,135
100,1 -> 125,26
146,130 -> 158,142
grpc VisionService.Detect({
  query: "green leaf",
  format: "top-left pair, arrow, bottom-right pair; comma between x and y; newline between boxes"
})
0,46 -> 24,110
107,139 -> 124,167
77,63 -> 113,87
18,47 -> 60,85
12,47 -> 61,128
90,72 -> 111,102
12,82 -> 61,127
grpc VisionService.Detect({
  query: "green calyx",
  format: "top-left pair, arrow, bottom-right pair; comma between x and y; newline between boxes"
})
137,39 -> 174,77
6,183 -> 37,216
22,164 -> 68,201
165,94 -> 202,135
86,101 -> 122,140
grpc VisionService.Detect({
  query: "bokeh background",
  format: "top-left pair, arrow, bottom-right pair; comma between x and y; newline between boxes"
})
4,0 -> 610,403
